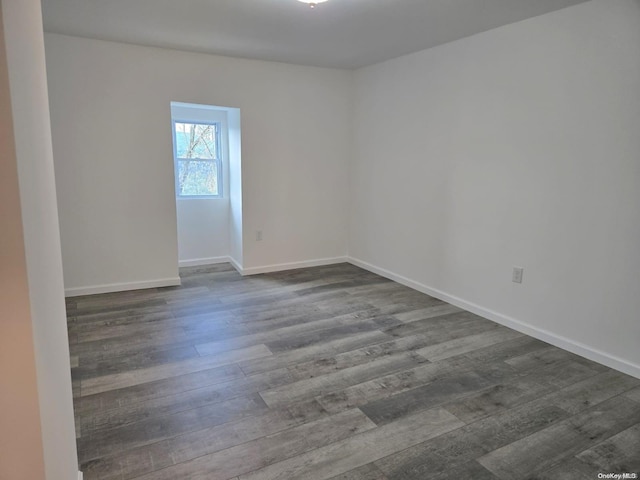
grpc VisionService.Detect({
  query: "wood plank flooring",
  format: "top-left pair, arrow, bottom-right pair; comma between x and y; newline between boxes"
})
67,263 -> 640,480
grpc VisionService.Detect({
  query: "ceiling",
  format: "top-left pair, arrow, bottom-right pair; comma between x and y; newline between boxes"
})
41,0 -> 588,69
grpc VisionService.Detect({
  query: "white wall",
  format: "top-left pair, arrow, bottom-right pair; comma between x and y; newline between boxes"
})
350,0 -> 640,376
171,103 -> 232,266
228,108 -> 243,268
176,199 -> 229,264
45,34 -> 352,292
1,0 -> 79,478
0,5 -> 45,478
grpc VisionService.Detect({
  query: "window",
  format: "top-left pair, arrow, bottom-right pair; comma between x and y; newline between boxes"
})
173,121 -> 222,197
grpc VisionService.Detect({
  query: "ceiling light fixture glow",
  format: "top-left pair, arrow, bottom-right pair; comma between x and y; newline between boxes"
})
298,0 -> 328,8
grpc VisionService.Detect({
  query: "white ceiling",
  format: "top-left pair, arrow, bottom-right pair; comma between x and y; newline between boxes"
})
41,0 -> 588,69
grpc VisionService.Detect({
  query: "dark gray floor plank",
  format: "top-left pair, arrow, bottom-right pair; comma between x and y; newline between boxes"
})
285,334 -> 437,382
443,378 -> 554,424
505,345 -> 609,374
80,344 -> 272,395
326,463 -> 389,480
80,367 -> 290,435
359,370 -> 495,425
75,363 -> 246,416
194,310 -> 392,356
315,343 -> 531,416
576,422 -> 640,474
392,304 -> 462,323
263,316 -> 401,353
477,396 -> 640,479
416,328 -> 523,362
238,329 -> 392,376
69,310 -> 175,335
240,305 -> 372,334
625,386 -> 640,404
383,310 -> 498,339
71,297 -> 168,317
238,408 -> 463,480
132,409 -> 376,480
78,393 -> 268,463
545,369 -> 640,414
73,344 -> 201,380
436,461 -> 499,480
532,457 -> 597,480
375,402 -> 568,480
81,408 -> 302,480
69,321 -> 251,360
260,350 -> 427,408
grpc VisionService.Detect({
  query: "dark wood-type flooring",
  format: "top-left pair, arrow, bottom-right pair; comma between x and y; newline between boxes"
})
67,263 -> 640,479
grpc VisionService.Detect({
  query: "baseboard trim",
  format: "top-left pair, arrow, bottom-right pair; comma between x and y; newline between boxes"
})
239,256 -> 348,276
78,471 -> 83,480
348,256 -> 640,379
179,256 -> 230,267
228,256 -> 243,274
65,277 -> 182,297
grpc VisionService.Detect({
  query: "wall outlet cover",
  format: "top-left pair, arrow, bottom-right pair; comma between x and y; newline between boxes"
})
512,266 -> 524,284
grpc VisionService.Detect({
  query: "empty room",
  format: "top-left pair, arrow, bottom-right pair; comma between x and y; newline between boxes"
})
1,0 -> 639,479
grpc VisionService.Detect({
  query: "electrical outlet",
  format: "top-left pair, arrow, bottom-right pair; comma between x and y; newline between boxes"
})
256,230 -> 263,241
512,266 -> 524,284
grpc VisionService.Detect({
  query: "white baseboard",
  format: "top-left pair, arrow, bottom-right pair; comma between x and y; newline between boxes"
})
348,256 -> 640,379
179,256 -> 230,267
78,471 -> 83,480
65,277 -> 182,297
239,256 -> 348,276
228,256 -> 243,274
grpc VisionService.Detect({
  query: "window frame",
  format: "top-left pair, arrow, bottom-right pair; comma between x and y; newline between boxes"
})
172,119 -> 223,199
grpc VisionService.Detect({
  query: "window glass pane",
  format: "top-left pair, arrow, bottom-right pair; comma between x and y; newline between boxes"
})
175,122 -> 217,159
177,160 -> 218,196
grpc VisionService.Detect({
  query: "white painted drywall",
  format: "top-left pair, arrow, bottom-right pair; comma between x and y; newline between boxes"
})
176,198 -> 229,264
171,103 -> 231,265
1,0 -> 79,478
228,108 -> 243,268
350,0 -> 640,374
44,34 -> 351,290
0,5 -> 46,478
